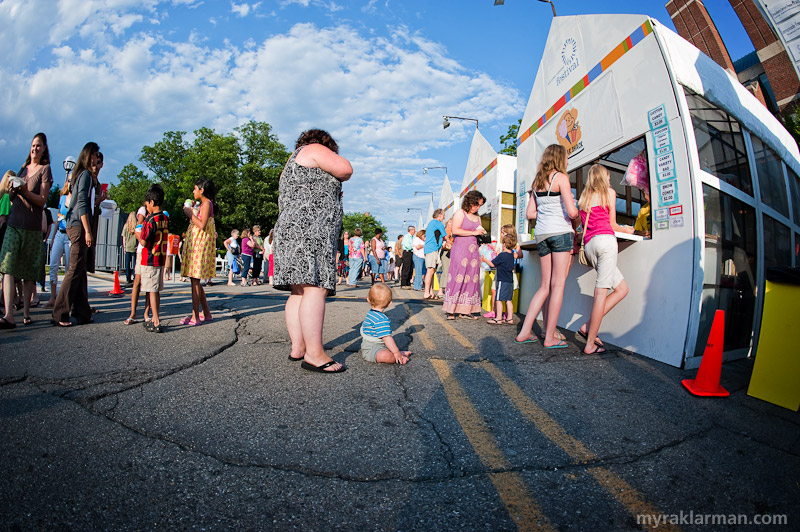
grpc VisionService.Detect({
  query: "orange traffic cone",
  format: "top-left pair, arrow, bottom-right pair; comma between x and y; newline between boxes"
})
108,271 -> 125,297
682,310 -> 729,397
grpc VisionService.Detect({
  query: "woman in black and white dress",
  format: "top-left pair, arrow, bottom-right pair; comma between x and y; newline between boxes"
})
273,129 -> 352,373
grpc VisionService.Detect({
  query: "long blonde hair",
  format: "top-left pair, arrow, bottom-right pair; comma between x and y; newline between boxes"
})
125,211 -> 137,233
578,164 -> 612,211
533,144 -> 567,192
61,172 -> 73,196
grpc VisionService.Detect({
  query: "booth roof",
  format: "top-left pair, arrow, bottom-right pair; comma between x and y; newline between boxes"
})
656,20 -> 800,175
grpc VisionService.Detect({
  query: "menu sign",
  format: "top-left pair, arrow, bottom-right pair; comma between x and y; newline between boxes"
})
649,104 -> 679,210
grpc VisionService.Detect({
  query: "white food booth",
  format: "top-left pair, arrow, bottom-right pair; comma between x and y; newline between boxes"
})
515,14 -> 800,368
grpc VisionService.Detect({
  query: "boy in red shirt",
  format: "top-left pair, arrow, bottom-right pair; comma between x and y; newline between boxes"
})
138,184 -> 169,333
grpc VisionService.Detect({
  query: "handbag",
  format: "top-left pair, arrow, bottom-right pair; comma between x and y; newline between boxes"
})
476,233 -> 492,245
578,209 -> 591,267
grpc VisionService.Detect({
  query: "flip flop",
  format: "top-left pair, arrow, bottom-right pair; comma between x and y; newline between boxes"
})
50,320 -> 71,328
459,314 -> 478,320
446,314 -> 456,320
544,340 -> 569,349
199,314 -> 213,322
0,317 -> 17,330
179,316 -> 199,326
486,318 -> 503,325
23,317 -> 32,325
514,337 -> 538,344
577,329 -> 604,347
300,360 -> 346,373
123,318 -> 138,325
288,354 -> 304,362
583,346 -> 607,355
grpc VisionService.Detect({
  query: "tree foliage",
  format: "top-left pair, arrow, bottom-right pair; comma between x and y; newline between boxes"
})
342,212 -> 387,242
781,110 -> 800,149
109,121 -> 289,242
499,118 -> 522,157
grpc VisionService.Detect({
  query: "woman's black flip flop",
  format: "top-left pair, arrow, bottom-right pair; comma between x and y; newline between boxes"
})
301,360 -> 346,373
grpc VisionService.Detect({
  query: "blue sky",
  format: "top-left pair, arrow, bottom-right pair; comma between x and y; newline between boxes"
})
0,0 -> 754,233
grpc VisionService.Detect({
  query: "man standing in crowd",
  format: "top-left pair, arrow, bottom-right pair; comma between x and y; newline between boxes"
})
400,225 -> 415,289
423,209 -> 446,299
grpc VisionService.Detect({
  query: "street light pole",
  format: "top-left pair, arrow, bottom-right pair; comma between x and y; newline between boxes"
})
494,0 -> 556,17
423,166 -> 448,177
443,116 -> 479,130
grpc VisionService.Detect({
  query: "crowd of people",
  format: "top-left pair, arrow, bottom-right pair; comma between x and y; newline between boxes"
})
1,132 -> 633,370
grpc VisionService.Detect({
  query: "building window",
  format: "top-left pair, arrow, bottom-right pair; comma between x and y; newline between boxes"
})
751,136 -> 789,217
569,137 -> 649,228
685,90 -> 753,196
697,185 -> 757,356
763,215 -> 792,268
788,167 -> 800,227
796,233 -> 800,267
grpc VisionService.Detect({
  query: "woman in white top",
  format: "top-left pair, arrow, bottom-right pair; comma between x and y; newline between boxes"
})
412,229 -> 426,291
515,144 -> 579,348
224,229 -> 240,286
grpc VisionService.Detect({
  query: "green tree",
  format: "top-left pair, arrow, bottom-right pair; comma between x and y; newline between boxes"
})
108,164 -> 153,213
47,186 -> 61,208
111,121 -> 289,243
499,118 -> 522,156
342,212 -> 387,242
781,110 -> 800,148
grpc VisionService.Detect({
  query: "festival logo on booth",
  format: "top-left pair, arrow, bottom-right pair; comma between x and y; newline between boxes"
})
556,108 -> 583,158
556,37 -> 579,86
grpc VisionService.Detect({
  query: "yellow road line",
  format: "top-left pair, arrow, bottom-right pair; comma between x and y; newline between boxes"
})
479,361 -> 680,532
402,304 -> 435,350
425,307 -> 474,349
430,358 -> 554,531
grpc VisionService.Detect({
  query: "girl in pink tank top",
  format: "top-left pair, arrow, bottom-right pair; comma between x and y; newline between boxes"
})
576,164 -> 634,355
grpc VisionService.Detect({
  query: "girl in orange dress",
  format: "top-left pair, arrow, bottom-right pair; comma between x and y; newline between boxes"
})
180,178 -> 217,325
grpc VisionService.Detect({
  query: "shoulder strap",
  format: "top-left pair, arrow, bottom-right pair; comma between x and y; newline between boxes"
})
66,171 -> 85,216
581,208 -> 592,246
547,172 -> 558,195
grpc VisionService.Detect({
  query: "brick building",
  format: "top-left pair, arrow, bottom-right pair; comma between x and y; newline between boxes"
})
665,0 -> 800,115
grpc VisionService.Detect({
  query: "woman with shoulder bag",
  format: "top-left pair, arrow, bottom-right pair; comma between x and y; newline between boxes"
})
51,141 -> 98,327
442,190 -> 486,320
576,164 -> 634,355
515,144 -> 579,348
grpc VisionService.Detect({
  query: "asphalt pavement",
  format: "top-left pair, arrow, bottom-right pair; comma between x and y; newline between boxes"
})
1,272 -> 798,531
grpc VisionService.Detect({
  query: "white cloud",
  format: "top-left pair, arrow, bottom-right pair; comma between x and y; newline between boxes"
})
281,0 -> 342,12
231,2 -> 261,17
0,6 -> 523,228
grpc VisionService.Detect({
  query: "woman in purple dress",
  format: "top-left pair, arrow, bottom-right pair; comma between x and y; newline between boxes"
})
443,190 -> 487,320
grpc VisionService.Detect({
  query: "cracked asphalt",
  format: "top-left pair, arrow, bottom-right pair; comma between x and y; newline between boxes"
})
1,273 -> 798,531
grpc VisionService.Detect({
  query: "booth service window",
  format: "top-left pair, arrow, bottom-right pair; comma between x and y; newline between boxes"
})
568,137 -> 650,229
685,90 -> 753,196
